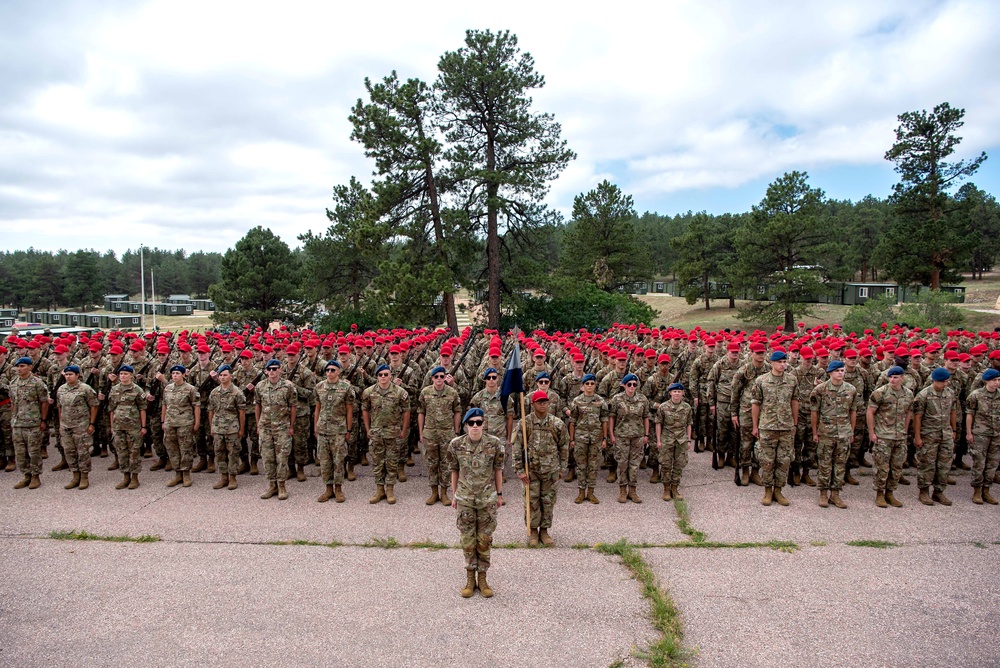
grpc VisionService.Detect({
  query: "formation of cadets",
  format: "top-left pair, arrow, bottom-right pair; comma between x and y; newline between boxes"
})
2,320 -> 999,513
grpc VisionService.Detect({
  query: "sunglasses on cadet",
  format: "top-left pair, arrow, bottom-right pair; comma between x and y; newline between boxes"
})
625,382 -> 637,387
466,419 -> 484,426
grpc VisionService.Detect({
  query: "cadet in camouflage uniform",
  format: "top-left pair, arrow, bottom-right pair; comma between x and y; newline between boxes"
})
145,345 -> 172,471
608,373 -> 650,503
9,357 -> 49,489
418,366 -> 462,506
46,345 -> 70,471
235,351 -> 262,475
809,361 -> 861,508
751,351 -> 799,507
187,348 -> 217,474
913,367 -> 958,506
0,347 -> 15,471
731,345 -> 768,486
449,408 -> 504,598
282,344 -> 316,482
313,360 -> 355,503
513,390 -> 568,547
162,365 -> 200,488
708,343 -> 742,467
568,374 -> 608,504
791,348 -> 823,487
255,359 -> 297,501
470,368 -> 507,441
867,366 -> 914,508
108,365 -> 146,490
965,368 -> 1000,505
362,364 -> 410,505
208,365 -> 247,491
654,382 -> 692,502
688,340 -> 716,452
57,364 -> 99,490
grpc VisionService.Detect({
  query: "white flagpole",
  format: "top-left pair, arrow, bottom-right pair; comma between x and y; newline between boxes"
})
140,246 -> 146,333
151,269 -> 157,331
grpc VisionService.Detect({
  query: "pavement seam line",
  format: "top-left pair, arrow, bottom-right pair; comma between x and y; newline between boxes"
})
595,539 -> 692,668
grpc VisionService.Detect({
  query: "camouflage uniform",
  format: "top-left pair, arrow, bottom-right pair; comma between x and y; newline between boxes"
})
609,391 -> 650,486
314,378 -> 355,486
418,384 -> 462,489
362,383 -> 409,486
162,381 -> 200,472
868,384 -> 914,493
750,372 -> 798,488
208,384 -> 247,476
809,380 -> 861,491
56,381 -> 98,473
512,412 -> 568,530
688,353 -> 715,448
0,361 -> 14,462
108,382 -> 146,475
843,365 -> 870,465
732,361 -> 769,467
568,393 -> 609,490
708,356 -> 741,462
283,364 -> 316,470
187,363 -> 216,463
469,388 -> 506,440
10,374 -> 48,477
255,378 -> 296,483
655,399 -> 692,487
792,363 -> 824,470
449,432 -> 504,573
234,362 -> 261,463
47,362 -> 68,460
965,386 -> 1000,489
912,385 -> 957,494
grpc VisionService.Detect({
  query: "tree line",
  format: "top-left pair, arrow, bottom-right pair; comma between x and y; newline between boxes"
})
0,248 -> 221,312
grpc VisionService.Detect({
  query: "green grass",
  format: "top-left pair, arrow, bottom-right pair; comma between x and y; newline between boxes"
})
596,539 -> 692,668
408,540 -> 451,550
631,539 -> 798,551
672,499 -> 706,543
267,539 -> 343,548
49,530 -> 160,544
846,539 -> 898,549
810,540 -> 828,547
572,542 -> 593,550
365,536 -> 401,549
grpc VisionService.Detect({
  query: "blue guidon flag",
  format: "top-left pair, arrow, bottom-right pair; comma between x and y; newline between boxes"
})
500,327 -> 523,415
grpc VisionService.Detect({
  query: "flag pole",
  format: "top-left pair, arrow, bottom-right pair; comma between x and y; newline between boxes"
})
519,390 -> 530,538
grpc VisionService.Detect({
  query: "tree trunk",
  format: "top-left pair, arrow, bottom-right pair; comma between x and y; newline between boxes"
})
703,272 -> 710,310
486,134 -> 501,329
784,309 -> 794,331
423,150 -> 457,332
930,266 -> 941,290
860,260 -> 868,283
728,296 -> 736,309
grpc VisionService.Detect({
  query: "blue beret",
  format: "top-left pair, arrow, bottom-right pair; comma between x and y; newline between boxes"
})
375,364 -> 390,375
887,366 -> 904,377
667,383 -> 685,392
582,373 -> 597,384
64,365 -> 81,374
118,364 -> 134,373
15,357 -> 32,365
217,364 -> 232,373
770,351 -> 787,362
621,373 -> 639,385
483,367 -> 498,379
431,366 -> 446,376
325,360 -> 342,370
170,364 -> 187,374
264,359 -> 280,369
983,368 -> 1000,381
463,407 -> 485,424
535,372 -> 550,381
930,367 -> 951,382
826,360 -> 844,373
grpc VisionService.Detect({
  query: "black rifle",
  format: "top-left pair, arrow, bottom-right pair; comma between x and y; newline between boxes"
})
49,371 -> 67,403
449,328 -> 479,377
148,343 -> 175,405
711,411 -> 721,470
733,422 -> 744,485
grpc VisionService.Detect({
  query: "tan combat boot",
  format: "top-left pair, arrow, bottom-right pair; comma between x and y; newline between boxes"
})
946,475 -> 956,486
76,473 -> 86,490
406,455 -> 415,467
898,474 -> 910,485
396,465 -> 407,483
972,487 -> 983,505
931,490 -> 951,506
671,484 -> 683,500
207,456 -> 216,474
750,467 -> 763,486
5,459 -> 17,472
844,470 -> 859,485
167,472 -> 183,487
360,453 -> 369,466
477,571 -> 494,598
385,484 -> 396,504
440,486 -> 451,505
829,490 -> 847,509
346,463 -> 356,482
334,484 -> 345,503
318,484 -> 334,503
213,473 -> 228,490
772,487 -> 789,506
150,457 -> 168,471
875,491 -> 887,508
227,474 -> 237,490
461,570 -> 476,598
426,487 -> 439,506
982,487 -> 998,505
918,488 -> 933,505
885,490 -> 903,507
182,471 -> 192,487
761,487 -> 773,506
606,470 -> 617,484
565,468 -> 576,482
14,474 -> 31,489
649,468 -> 660,484
741,466 -> 750,486
65,471 -> 81,490
116,473 -> 131,490
108,455 -> 119,471
662,482 -> 672,501
574,488 -> 586,504
528,529 -> 539,547
819,489 -> 829,507
617,486 -> 628,503
538,528 -> 554,546
250,458 -> 259,475
369,484 -> 385,504
52,454 -> 68,472
801,469 -> 816,486
129,473 -> 140,490
295,463 -> 306,482
191,457 -> 206,473
586,488 -> 600,504
261,481 -> 278,499
277,481 -> 288,500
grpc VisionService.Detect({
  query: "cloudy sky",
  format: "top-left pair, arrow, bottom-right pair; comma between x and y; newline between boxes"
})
2,0 -> 998,255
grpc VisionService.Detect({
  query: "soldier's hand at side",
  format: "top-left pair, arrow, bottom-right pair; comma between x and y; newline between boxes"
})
694,398 -> 699,408
98,393 -> 105,401
813,433 -> 820,444
48,397 -> 54,405
288,427 -> 294,437
848,434 -> 854,444
869,433 -> 877,445
710,405 -> 716,415
913,435 -> 922,448
732,415 -> 739,428
967,431 -> 974,443
146,394 -> 155,402
238,429 -> 244,438
87,424 -> 94,435
517,472 -> 528,483
751,427 -> 759,438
